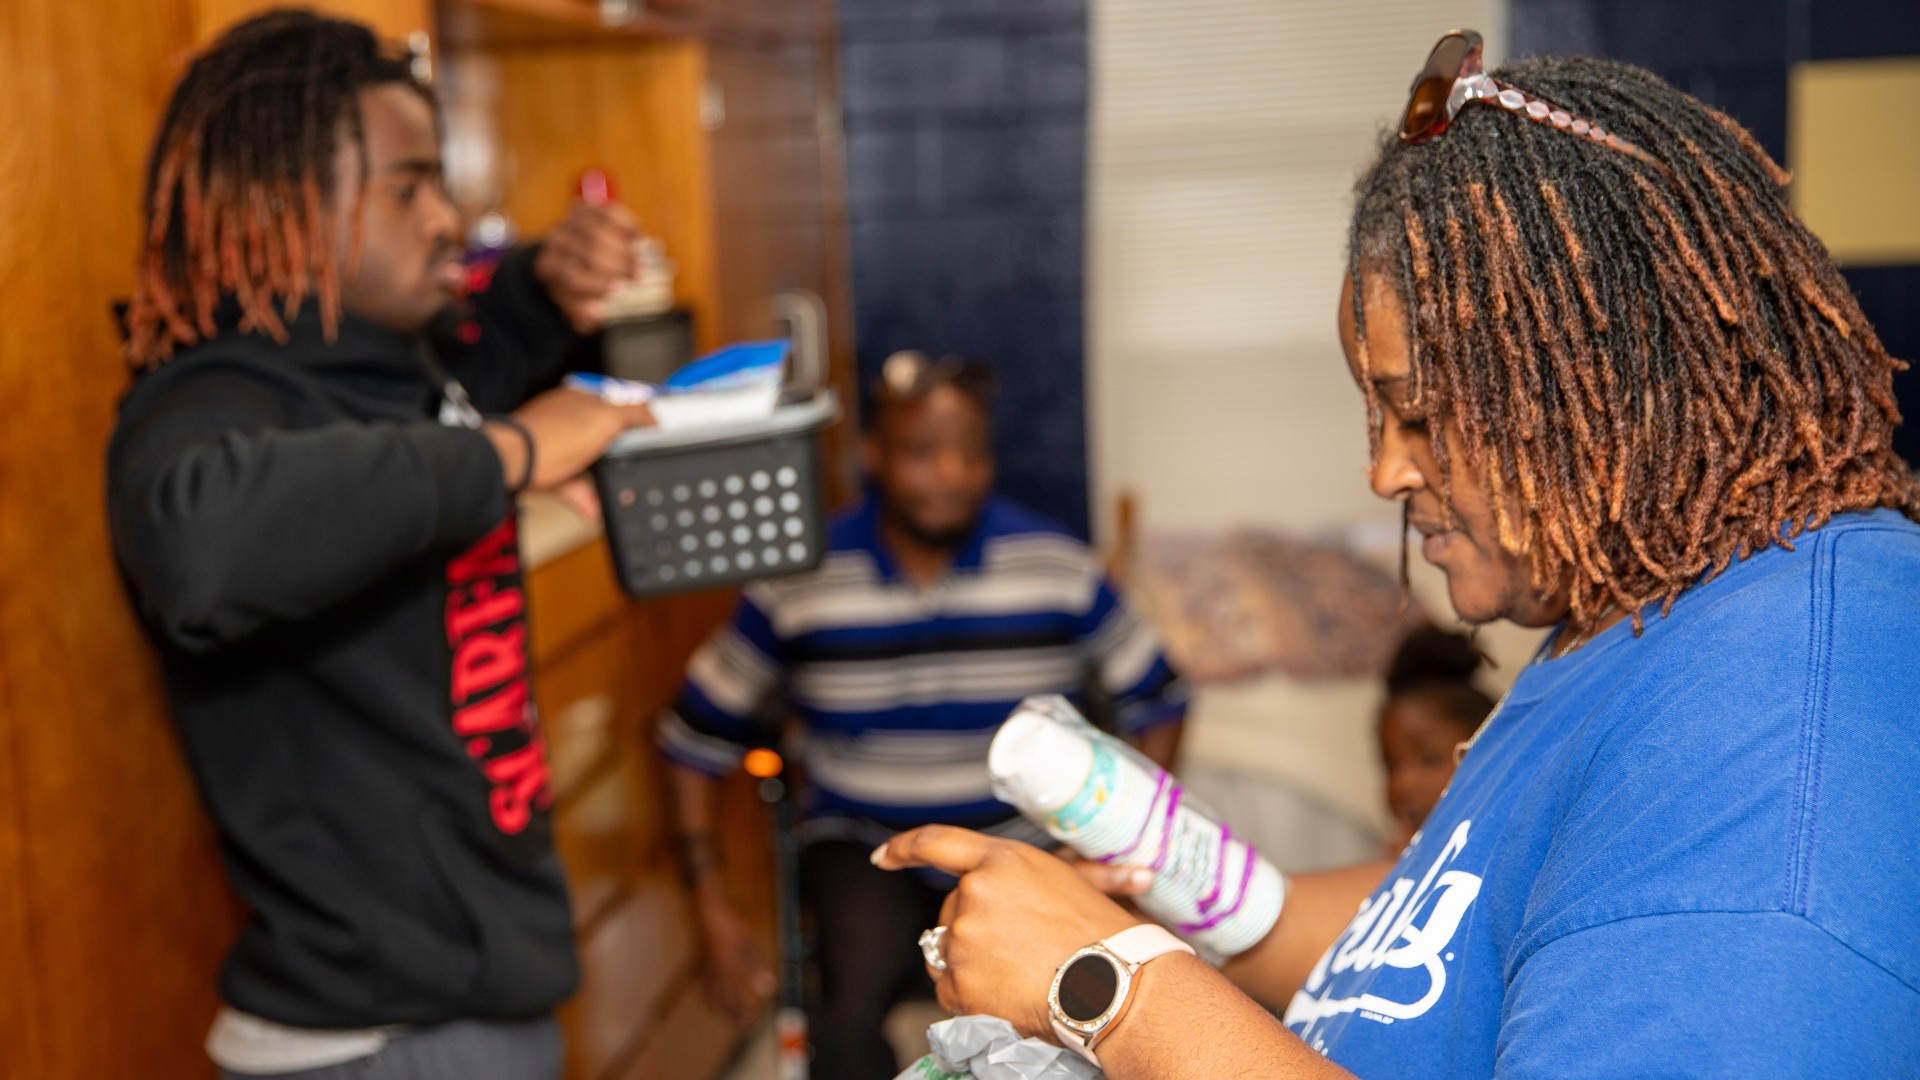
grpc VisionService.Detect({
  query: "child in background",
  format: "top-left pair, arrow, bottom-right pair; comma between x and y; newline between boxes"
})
1377,624 -> 1495,851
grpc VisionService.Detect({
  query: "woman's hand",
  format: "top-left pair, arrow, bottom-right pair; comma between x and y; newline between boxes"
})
873,826 -> 1142,1039
1068,857 -> 1155,897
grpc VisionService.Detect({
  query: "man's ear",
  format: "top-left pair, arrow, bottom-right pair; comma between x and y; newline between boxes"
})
861,429 -> 882,477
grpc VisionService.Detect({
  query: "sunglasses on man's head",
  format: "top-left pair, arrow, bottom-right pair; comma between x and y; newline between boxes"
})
1399,29 -> 1657,167
872,350 -> 995,406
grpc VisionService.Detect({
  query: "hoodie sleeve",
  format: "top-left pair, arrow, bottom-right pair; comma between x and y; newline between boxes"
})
439,244 -> 581,414
107,365 -> 509,653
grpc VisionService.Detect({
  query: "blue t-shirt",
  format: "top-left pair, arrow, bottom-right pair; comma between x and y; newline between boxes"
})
1283,509 -> 1920,1076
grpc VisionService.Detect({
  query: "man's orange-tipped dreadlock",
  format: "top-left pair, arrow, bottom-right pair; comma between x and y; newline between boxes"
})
1349,56 -> 1920,635
126,9 -> 426,368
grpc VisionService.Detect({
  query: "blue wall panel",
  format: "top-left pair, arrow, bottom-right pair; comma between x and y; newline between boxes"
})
1509,0 -> 1920,466
839,0 -> 1092,536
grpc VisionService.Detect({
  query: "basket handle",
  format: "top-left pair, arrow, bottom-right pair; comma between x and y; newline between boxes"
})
771,289 -> 826,394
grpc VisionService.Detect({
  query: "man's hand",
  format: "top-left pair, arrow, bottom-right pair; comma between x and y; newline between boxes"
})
873,826 -> 1140,1040
695,894 -> 778,1029
533,199 -> 641,334
482,387 -> 653,492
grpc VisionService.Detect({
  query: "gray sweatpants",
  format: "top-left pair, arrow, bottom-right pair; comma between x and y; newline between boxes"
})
219,1017 -> 563,1080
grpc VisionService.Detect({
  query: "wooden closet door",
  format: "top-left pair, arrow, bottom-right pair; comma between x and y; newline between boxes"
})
0,1 -> 254,1077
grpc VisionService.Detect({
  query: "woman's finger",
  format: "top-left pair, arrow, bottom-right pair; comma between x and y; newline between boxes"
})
1070,858 -> 1155,896
872,825 -> 1010,876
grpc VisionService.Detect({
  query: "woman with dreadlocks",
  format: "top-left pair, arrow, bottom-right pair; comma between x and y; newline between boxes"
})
108,10 -> 655,1078
866,33 -> 1920,1078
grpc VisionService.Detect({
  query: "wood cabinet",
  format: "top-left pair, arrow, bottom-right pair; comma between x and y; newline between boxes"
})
528,542 -> 774,1080
0,0 -> 853,1076
0,4 -> 240,1077
451,1 -> 854,1074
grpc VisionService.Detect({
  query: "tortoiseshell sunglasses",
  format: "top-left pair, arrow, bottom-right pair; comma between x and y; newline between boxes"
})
1400,29 -> 1658,167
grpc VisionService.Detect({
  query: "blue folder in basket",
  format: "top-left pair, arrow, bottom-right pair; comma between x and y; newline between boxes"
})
662,339 -> 789,392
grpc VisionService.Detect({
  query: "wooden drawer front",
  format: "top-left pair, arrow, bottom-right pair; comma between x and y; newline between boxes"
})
654,588 -> 742,696
555,766 -> 778,1080
561,870 -> 699,1080
553,742 -> 649,931
528,538 -> 627,667
709,771 -> 778,949
614,979 -> 739,1080
533,617 -> 644,805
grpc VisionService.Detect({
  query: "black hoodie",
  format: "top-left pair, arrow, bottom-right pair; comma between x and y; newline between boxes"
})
107,248 -> 583,1028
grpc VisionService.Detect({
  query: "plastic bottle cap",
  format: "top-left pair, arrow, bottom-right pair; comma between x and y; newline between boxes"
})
988,708 -> 1095,814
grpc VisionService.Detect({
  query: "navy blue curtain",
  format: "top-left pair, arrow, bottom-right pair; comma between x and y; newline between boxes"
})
838,0 -> 1092,537
1509,0 -> 1920,467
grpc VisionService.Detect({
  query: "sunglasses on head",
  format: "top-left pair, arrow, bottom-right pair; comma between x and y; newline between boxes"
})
872,350 -> 995,406
1399,29 -> 1657,167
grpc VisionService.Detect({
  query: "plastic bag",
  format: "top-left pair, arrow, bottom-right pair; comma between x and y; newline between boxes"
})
894,1015 -> 1104,1080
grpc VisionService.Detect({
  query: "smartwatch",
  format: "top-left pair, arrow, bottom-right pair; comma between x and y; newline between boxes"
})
1047,924 -> 1196,1067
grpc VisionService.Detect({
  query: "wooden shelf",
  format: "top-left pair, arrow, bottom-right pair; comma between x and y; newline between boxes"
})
440,0 -> 698,49
439,0 -> 819,54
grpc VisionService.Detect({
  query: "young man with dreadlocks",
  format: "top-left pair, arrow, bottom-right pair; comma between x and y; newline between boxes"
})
865,35 -> 1920,1079
108,11 -> 655,1078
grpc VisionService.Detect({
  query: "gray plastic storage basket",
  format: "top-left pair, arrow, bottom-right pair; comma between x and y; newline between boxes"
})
592,391 -> 839,599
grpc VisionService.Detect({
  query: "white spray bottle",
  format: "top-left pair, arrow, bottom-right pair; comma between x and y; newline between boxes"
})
987,696 -> 1286,960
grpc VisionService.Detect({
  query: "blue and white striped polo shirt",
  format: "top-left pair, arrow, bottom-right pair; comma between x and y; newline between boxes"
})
660,497 -> 1186,836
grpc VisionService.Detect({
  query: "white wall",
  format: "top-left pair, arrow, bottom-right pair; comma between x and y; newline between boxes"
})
1087,1 -> 1545,682
1089,1 -> 1505,539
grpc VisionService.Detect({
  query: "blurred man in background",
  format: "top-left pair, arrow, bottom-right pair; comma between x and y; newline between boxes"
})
661,351 -> 1186,1080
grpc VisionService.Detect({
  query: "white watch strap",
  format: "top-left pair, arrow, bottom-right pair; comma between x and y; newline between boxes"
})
1052,1018 -> 1101,1066
1102,923 -> 1196,967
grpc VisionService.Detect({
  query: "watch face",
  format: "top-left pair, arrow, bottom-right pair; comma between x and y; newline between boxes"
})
1058,953 -> 1120,1023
